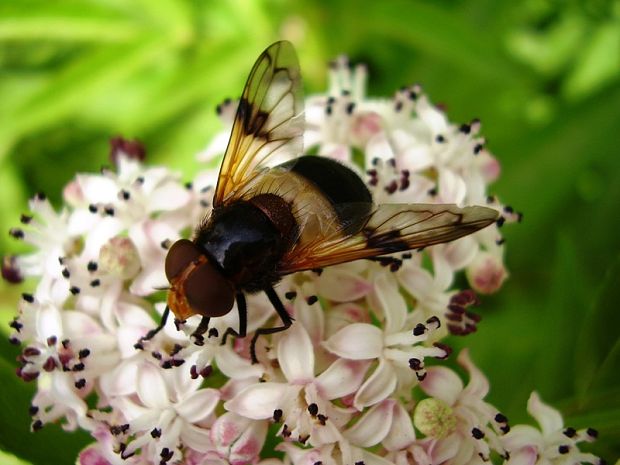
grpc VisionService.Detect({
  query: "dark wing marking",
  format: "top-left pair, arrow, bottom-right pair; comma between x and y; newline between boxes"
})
213,41 -> 304,207
278,204 -> 499,273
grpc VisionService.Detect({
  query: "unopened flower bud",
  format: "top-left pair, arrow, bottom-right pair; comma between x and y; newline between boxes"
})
414,398 -> 457,438
98,236 -> 141,280
466,251 -> 507,294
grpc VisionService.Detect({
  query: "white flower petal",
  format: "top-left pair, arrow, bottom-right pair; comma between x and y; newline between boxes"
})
526,392 -> 564,436
458,349 -> 489,399
315,359 -> 369,400
353,358 -> 397,409
181,423 -> 214,453
176,388 -> 220,423
229,420 -> 268,465
346,399 -> 394,446
505,445 -> 538,465
383,401 -> 416,451
277,324 -> 314,383
215,346 -> 263,380
323,323 -> 383,360
224,383 -> 296,420
137,363 -> 169,409
37,303 -> 63,341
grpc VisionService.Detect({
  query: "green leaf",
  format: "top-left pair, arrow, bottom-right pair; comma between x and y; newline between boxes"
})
574,254 -> 620,398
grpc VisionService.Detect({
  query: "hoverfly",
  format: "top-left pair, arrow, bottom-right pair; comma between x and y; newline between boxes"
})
147,41 -> 498,363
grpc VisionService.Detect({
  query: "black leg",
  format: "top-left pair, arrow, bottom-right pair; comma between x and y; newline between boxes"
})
221,293 -> 248,345
250,287 -> 294,364
191,316 -> 210,346
135,306 -> 170,348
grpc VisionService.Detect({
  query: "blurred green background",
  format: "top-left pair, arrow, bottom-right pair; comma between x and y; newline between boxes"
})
0,0 -> 618,463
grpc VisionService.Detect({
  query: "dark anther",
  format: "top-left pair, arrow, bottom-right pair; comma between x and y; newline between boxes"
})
326,105 -> 333,116
190,365 -> 199,380
23,347 -> 41,357
151,351 -> 162,360
160,239 -> 171,250
200,200 -> 209,208
160,447 -> 174,462
184,181 -> 193,190
285,291 -> 297,300
79,349 -> 90,359
20,214 -> 33,224
69,286 -> 80,295
496,217 -> 506,227
161,361 -> 172,369
435,134 -> 445,143
208,328 -> 219,338
72,362 -> 85,372
9,319 -> 23,332
120,190 -> 131,200
306,295 -> 318,305
61,339 -> 70,349
62,268 -> 70,278
172,359 -> 185,367
587,428 -> 598,438
308,403 -> 318,416
394,101 -> 404,112
2,255 -> 23,283
317,414 -> 327,425
88,204 -> 98,213
109,136 -> 146,166
346,102 -> 355,114
9,228 -> 24,239
47,336 -> 57,346
473,143 -> 483,155
104,206 -> 115,216
327,96 -> 336,105
355,461 -> 366,465
21,293 -> 34,303
90,279 -> 100,287
42,357 -> 57,372
426,316 -> 441,328
298,435 -> 309,444
472,427 -> 485,439
200,365 -> 212,378
87,261 -> 98,272
29,405 -> 39,416
495,413 -> 508,423
384,180 -> 398,194
151,428 -> 162,438
135,176 -> 145,184
503,205 -> 514,214
433,342 -> 452,359
273,409 -> 283,422
75,379 -> 86,389
428,187 -> 438,196
35,192 -> 47,201
32,420 -> 43,431
558,445 -> 569,454
408,358 -> 422,370
496,238 -> 506,246
563,427 -> 576,438
342,89 -> 351,96
412,323 -> 426,336
459,123 -> 471,134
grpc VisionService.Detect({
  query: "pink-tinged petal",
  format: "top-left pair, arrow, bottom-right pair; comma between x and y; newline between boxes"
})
77,174 -> 118,203
137,362 -> 169,409
229,420 -> 268,465
351,112 -> 383,147
78,444 -> 113,465
277,324 -> 314,383
505,445 -> 538,465
502,425 -> 543,451
315,359 -> 370,400
353,358 -> 397,409
62,311 -> 103,337
216,346 -> 263,380
181,423 -> 214,453
316,268 -> 371,302
224,383 -> 296,420
383,401 -> 416,451
211,412 -> 248,447
401,144 -> 434,172
466,251 -> 508,295
526,392 -> 564,436
323,323 -> 383,360
420,366 -> 463,405
346,399 -> 395,446
458,349 -> 489,399
477,152 -> 501,183
426,433 -> 460,463
176,388 -> 220,423
51,372 -> 87,416
294,293 -> 324,346
359,449 -> 396,465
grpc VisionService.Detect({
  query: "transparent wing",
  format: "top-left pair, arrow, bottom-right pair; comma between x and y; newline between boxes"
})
213,41 -> 304,207
278,203 -> 499,273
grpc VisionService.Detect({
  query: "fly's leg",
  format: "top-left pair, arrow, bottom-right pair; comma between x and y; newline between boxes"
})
221,293 -> 248,345
191,316 -> 211,346
135,306 -> 170,349
250,287 -> 294,364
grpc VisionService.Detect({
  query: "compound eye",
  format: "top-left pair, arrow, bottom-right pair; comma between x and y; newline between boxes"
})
184,261 -> 235,317
165,239 -> 202,282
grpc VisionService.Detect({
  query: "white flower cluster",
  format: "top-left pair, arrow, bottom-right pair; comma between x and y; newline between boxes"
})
5,59 -> 602,465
